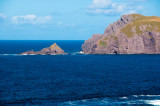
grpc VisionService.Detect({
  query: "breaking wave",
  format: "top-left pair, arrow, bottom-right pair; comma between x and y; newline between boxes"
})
58,95 -> 160,105
0,51 -> 85,56
0,54 -> 19,56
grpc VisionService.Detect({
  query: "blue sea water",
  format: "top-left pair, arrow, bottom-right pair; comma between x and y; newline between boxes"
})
0,40 -> 160,105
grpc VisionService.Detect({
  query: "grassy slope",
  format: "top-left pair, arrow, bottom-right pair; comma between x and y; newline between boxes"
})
98,14 -> 160,47
98,35 -> 118,47
121,14 -> 160,38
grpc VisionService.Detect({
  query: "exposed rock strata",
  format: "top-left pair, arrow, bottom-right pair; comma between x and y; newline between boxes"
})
20,43 -> 65,55
82,14 -> 160,54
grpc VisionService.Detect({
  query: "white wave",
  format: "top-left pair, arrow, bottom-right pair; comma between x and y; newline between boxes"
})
133,95 -> 138,97
67,101 -> 76,105
16,54 -> 66,56
0,51 -> 87,56
21,54 -> 27,55
0,54 -> 18,56
71,51 -> 82,55
79,51 -> 84,54
59,96 -> 160,105
29,54 -> 37,55
19,54 -> 37,56
144,100 -> 160,106
120,97 -> 128,99
133,95 -> 160,97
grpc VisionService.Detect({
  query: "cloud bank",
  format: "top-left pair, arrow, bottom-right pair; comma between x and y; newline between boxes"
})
87,0 -> 146,16
11,15 -> 52,24
0,14 -> 6,22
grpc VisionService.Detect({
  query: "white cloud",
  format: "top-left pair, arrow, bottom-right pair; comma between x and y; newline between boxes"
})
0,13 -> 6,23
128,0 -> 148,1
0,13 -> 6,18
89,0 -> 112,8
87,0 -> 145,16
57,21 -> 63,26
11,15 -> 52,24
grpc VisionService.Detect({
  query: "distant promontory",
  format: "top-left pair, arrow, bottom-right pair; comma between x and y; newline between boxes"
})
82,14 -> 160,54
20,43 -> 65,55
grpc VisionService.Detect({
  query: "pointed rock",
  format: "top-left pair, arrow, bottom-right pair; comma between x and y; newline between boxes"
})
20,43 -> 65,55
50,43 -> 64,52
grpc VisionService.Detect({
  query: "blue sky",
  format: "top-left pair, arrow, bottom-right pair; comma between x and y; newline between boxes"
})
0,0 -> 160,40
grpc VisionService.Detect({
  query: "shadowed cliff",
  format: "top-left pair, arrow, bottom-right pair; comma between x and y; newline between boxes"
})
82,14 -> 160,54
20,43 -> 65,55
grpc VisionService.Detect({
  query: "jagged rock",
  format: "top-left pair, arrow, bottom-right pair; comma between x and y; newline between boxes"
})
82,14 -> 160,54
20,43 -> 65,55
82,34 -> 103,53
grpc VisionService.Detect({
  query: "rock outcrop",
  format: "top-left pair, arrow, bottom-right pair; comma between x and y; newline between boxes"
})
20,43 -> 65,55
82,14 -> 160,54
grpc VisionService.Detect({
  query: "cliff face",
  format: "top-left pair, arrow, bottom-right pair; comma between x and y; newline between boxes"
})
82,14 -> 160,54
20,43 -> 65,55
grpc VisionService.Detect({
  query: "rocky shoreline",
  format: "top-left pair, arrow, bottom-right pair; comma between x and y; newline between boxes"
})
20,43 -> 66,55
82,14 -> 160,54
19,14 -> 160,55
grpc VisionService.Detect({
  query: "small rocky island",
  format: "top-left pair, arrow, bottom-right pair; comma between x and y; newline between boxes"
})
20,43 -> 65,55
82,14 -> 160,54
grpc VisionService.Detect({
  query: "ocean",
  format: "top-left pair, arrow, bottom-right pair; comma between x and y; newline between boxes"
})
0,40 -> 160,105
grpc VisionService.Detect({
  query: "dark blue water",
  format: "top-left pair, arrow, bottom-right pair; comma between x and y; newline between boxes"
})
0,40 -> 82,54
0,40 -> 160,105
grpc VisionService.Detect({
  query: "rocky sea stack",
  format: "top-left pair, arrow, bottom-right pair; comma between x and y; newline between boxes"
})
82,14 -> 160,54
20,43 -> 65,55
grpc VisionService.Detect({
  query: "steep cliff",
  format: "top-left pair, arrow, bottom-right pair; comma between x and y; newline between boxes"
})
82,14 -> 160,54
20,43 -> 65,55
